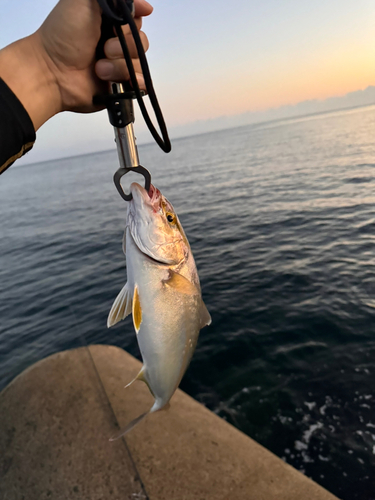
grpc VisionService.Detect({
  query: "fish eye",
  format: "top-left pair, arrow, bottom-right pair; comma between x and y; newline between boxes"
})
166,213 -> 175,223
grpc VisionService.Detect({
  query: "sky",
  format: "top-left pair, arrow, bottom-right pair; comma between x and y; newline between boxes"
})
1,0 -> 374,163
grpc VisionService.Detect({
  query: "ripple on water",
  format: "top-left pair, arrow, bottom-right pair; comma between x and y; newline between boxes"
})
2,106 -> 375,499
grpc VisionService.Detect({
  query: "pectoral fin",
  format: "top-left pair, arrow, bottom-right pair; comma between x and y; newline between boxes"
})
199,300 -> 212,329
164,270 -> 199,295
107,282 -> 132,327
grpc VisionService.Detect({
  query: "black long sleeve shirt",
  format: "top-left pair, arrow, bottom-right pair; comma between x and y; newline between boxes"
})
0,78 -> 36,174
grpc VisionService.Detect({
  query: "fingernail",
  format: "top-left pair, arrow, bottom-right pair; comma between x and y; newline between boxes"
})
97,61 -> 114,79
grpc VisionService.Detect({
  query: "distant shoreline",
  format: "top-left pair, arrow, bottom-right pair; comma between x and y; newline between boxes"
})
17,102 -> 375,168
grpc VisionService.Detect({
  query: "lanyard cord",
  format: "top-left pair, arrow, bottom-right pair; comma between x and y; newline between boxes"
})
96,0 -> 171,153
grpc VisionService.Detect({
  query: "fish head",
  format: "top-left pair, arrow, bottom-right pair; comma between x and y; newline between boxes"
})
127,182 -> 190,265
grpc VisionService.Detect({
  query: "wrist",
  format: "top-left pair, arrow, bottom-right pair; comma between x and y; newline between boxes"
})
0,33 -> 62,131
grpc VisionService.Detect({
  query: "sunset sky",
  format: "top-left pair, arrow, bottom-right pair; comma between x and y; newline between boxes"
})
1,0 -> 374,162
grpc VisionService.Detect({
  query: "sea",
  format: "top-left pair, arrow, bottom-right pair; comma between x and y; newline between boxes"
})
1,105 -> 375,499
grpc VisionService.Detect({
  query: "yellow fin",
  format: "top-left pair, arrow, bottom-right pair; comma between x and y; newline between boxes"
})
124,367 -> 154,397
124,367 -> 145,389
139,370 -> 155,397
136,368 -> 146,383
164,270 -> 199,295
132,285 -> 142,333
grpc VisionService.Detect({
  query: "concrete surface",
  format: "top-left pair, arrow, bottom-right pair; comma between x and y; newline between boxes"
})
0,347 -> 145,500
0,345 -> 340,500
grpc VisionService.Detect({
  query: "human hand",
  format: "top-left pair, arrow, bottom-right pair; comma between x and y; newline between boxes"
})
38,0 -> 152,112
0,0 -> 153,130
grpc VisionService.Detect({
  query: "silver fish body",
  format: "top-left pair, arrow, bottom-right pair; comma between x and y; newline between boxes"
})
108,182 -> 211,437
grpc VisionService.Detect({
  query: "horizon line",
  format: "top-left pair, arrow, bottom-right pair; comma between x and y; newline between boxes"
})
19,101 -> 375,168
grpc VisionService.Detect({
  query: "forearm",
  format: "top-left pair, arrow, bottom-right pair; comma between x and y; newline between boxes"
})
0,77 -> 36,174
0,34 -> 61,131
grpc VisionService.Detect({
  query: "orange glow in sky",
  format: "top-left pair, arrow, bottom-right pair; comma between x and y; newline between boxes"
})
160,38 -> 375,124
2,0 -> 374,162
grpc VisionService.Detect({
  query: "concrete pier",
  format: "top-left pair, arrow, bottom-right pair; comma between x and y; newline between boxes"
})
0,345 -> 339,500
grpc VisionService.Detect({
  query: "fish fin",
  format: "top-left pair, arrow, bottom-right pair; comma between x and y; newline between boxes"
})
164,270 -> 199,295
109,396 -> 169,440
124,367 -> 155,397
132,285 -> 142,333
124,367 -> 146,389
122,229 -> 126,255
137,368 -> 155,397
199,300 -> 212,329
107,282 -> 132,328
109,410 -> 150,441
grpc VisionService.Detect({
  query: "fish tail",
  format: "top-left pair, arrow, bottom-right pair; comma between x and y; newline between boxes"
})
109,410 -> 150,441
109,398 -> 170,441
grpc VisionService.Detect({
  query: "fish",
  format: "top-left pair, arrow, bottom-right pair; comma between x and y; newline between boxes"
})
107,182 -> 211,439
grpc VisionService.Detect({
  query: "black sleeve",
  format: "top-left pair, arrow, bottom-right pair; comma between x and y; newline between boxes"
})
0,78 -> 36,175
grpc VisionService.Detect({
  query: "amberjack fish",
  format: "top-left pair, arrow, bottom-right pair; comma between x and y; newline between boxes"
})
108,182 -> 211,439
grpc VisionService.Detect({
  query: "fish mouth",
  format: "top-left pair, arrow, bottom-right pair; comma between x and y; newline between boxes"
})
148,184 -> 161,207
130,182 -> 161,210
148,184 -> 158,199
128,183 -> 181,266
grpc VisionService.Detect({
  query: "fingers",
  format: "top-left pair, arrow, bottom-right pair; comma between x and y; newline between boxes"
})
104,31 -> 149,60
123,16 -> 143,32
95,58 -> 145,90
134,0 -> 153,18
95,1 -> 151,91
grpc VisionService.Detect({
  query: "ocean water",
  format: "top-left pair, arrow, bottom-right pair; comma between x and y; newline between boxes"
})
1,105 -> 375,499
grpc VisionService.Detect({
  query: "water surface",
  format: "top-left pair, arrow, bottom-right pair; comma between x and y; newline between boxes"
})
1,105 -> 375,499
